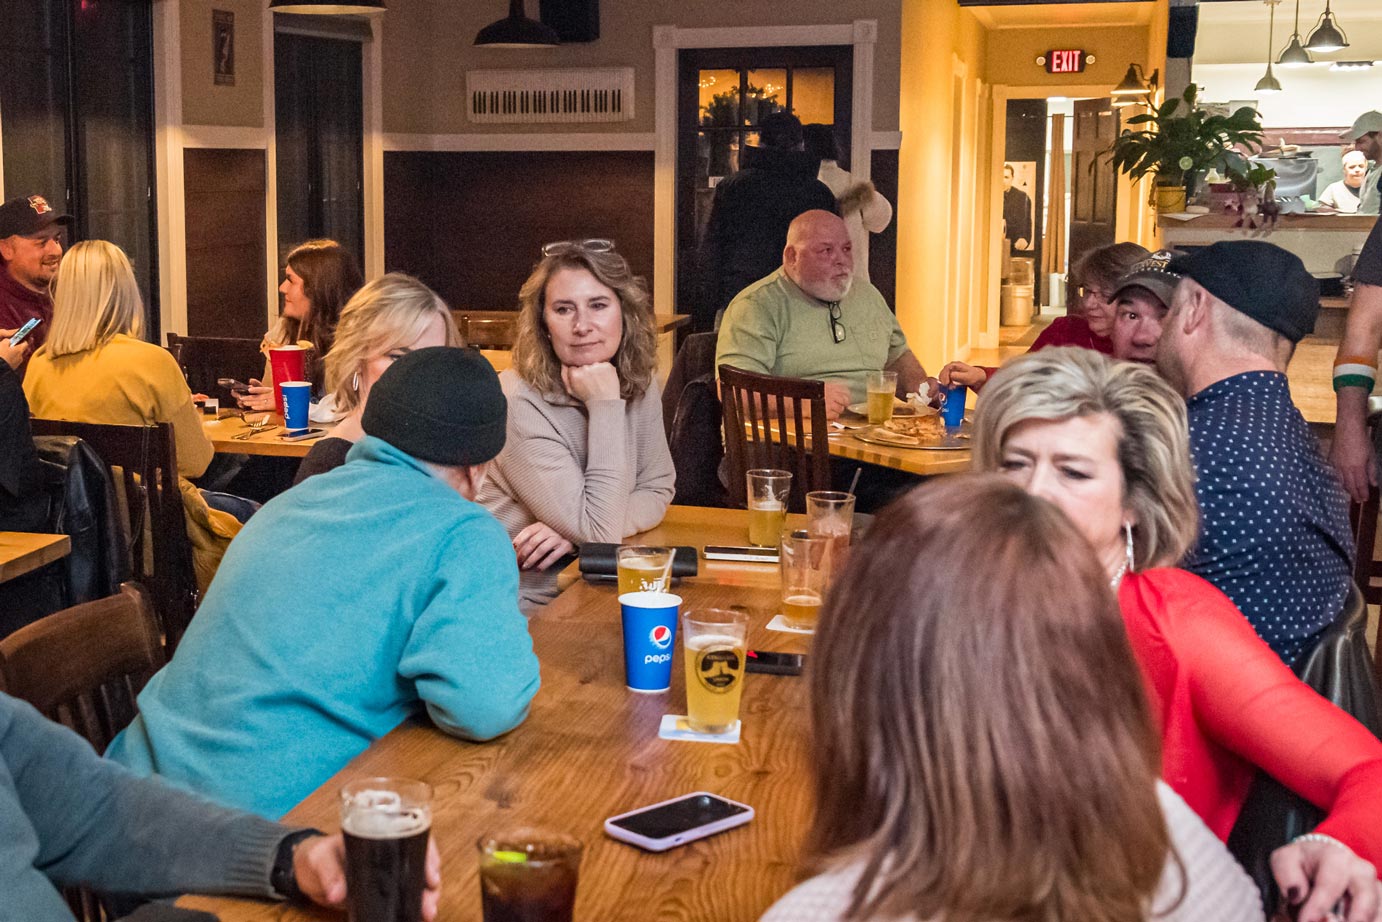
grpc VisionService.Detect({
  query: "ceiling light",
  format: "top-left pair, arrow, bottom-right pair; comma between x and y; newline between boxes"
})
268,0 -> 385,13
1276,0 -> 1312,66
474,0 -> 560,49
1256,1 -> 1283,94
1305,0 -> 1349,54
1330,60 -> 1376,71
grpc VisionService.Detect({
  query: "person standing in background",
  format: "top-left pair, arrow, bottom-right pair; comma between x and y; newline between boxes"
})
1340,111 -> 1382,216
803,124 -> 892,286
1317,150 -> 1369,214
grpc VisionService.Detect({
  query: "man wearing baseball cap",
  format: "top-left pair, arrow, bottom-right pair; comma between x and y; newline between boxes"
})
1340,111 -> 1382,215
1110,250 -> 1181,364
109,344 -> 541,819
1156,241 -> 1353,666
0,194 -> 70,374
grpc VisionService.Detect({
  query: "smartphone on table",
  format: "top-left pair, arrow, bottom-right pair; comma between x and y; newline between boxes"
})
8,317 -> 40,346
280,428 -> 325,442
604,792 -> 753,852
746,650 -> 804,676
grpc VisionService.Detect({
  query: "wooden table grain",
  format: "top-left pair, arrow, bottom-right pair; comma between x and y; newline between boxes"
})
203,414 -> 336,458
182,507 -> 813,922
0,531 -> 70,584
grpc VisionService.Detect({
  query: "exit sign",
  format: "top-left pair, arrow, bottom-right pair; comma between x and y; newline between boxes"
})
1042,49 -> 1089,74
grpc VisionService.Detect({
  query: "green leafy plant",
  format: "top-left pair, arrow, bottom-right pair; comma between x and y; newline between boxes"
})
1106,84 -> 1266,188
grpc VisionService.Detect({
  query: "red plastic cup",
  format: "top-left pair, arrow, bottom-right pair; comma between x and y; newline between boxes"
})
268,346 -> 308,414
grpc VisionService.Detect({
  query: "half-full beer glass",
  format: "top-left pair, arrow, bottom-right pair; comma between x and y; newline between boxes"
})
478,828 -> 582,922
866,370 -> 898,425
746,469 -> 791,547
617,545 -> 674,595
341,777 -> 432,922
682,608 -> 749,734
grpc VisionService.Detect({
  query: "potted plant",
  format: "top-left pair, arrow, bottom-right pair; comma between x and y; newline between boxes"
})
1106,84 -> 1266,213
1225,161 -> 1279,229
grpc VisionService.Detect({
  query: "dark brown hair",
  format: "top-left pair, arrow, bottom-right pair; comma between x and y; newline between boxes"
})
808,474 -> 1173,922
276,239 -> 363,389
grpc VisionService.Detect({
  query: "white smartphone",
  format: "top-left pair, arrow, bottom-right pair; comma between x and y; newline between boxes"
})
279,428 -> 325,442
9,317 -> 40,346
702,545 -> 779,564
604,792 -> 753,852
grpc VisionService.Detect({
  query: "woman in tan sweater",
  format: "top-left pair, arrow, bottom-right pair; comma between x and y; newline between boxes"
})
480,240 -> 675,611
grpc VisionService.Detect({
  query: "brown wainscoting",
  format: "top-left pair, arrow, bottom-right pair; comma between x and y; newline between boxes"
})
384,150 -> 655,314
183,149 -> 268,338
870,149 -> 898,308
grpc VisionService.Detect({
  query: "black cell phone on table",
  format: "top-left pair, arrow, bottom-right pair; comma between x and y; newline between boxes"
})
280,428 -> 325,442
746,650 -> 804,675
703,545 -> 779,564
216,377 -> 252,395
9,317 -> 40,346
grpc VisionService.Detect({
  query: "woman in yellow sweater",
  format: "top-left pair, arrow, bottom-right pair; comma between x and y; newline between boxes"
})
23,240 -> 238,588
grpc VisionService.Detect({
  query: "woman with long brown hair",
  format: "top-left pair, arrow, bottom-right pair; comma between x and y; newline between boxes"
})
763,474 -> 1261,922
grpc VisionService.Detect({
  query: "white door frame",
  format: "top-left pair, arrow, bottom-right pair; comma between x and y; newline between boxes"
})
651,20 -> 878,315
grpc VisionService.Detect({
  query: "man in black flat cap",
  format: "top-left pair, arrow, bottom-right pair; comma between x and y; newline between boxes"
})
0,194 -> 70,376
1156,241 -> 1353,666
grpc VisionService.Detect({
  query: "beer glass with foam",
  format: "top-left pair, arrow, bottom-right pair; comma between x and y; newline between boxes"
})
682,608 -> 749,734
780,531 -> 832,631
616,545 -> 674,595
866,369 -> 898,426
746,469 -> 791,547
478,828 -> 583,922
340,777 -> 432,922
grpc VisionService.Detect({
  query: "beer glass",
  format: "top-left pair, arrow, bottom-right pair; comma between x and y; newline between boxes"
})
340,777 -> 433,922
805,490 -> 855,577
682,608 -> 749,734
616,545 -> 674,595
478,828 -> 583,922
780,531 -> 832,631
746,469 -> 791,547
866,370 -> 898,425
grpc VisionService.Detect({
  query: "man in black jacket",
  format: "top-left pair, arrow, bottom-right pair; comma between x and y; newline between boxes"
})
695,112 -> 836,332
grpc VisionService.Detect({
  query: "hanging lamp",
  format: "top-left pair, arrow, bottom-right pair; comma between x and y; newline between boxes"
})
1110,63 -> 1158,107
1304,0 -> 1349,54
1256,0 -> 1283,94
1276,0 -> 1313,66
474,0 -> 560,48
268,0 -> 385,13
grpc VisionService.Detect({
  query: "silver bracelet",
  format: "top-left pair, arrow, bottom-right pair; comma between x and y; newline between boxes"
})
1292,833 -> 1350,852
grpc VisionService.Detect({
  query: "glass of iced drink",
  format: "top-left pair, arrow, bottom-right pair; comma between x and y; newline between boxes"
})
478,828 -> 583,922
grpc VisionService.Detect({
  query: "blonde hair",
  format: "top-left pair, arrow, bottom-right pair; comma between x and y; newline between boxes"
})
45,240 -> 143,357
325,273 -> 462,415
973,347 -> 1199,568
810,474 -> 1175,922
511,246 -> 656,400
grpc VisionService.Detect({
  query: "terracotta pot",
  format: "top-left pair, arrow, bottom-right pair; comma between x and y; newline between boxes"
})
1153,185 -> 1187,212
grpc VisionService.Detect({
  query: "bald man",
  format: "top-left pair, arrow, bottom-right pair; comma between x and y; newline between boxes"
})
715,210 -> 932,420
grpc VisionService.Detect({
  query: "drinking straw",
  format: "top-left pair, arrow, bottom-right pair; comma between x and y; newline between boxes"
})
847,467 -> 862,499
660,549 -> 676,590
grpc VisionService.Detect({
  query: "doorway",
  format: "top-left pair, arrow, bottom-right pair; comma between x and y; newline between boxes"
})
675,45 -> 853,318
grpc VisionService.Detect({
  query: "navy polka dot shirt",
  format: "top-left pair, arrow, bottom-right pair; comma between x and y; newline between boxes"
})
1183,371 -> 1354,666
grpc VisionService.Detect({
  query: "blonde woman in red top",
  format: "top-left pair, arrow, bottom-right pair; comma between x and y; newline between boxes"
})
974,347 -> 1382,922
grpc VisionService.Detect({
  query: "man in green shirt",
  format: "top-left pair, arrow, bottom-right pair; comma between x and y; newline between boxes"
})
715,210 -> 932,418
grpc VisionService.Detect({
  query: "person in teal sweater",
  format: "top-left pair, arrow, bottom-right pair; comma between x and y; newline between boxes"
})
2,692 -> 448,920
108,344 -> 541,819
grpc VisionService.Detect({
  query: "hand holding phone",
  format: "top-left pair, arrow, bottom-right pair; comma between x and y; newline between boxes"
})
216,377 -> 252,395
604,792 -> 753,852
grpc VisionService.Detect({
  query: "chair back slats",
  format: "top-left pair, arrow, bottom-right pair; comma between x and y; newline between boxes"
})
165,333 -> 265,396
30,420 -> 197,653
0,583 -> 164,752
719,365 -> 832,511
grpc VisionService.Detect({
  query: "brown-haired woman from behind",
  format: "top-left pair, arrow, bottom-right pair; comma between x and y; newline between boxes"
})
760,474 -> 1263,922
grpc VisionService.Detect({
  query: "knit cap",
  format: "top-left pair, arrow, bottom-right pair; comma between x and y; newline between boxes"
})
362,346 -> 506,465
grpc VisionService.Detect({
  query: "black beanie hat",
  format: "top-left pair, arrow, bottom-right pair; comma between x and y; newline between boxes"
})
362,347 -> 507,465
1167,241 -> 1319,343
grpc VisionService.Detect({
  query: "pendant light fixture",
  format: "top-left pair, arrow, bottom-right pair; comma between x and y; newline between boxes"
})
268,0 -> 385,13
1276,0 -> 1313,67
1304,0 -> 1349,54
1110,63 -> 1159,108
1256,0 -> 1283,94
474,0 -> 561,49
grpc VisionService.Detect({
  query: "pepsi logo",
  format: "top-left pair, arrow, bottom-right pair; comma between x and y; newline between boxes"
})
648,625 -> 673,650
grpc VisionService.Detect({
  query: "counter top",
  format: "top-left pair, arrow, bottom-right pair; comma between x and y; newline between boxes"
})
1158,213 -> 1376,231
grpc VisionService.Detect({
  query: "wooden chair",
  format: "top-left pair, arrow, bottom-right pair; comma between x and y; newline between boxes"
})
719,364 -> 832,511
0,581 -> 164,922
165,332 -> 264,395
30,420 -> 198,654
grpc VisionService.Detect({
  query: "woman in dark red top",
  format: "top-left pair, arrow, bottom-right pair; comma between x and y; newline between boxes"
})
975,347 -> 1382,922
940,242 -> 1148,392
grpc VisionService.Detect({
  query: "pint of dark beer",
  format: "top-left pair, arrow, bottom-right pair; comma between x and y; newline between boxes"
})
341,777 -> 433,922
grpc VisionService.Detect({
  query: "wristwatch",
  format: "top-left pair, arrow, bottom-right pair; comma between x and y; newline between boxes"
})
271,829 -> 323,903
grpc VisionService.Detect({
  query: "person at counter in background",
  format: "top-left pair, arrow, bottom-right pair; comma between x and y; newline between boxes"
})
1317,150 -> 1369,214
1341,111 -> 1382,216
1329,216 -> 1382,502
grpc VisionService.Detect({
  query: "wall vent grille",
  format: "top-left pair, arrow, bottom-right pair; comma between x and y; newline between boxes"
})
466,68 -> 635,124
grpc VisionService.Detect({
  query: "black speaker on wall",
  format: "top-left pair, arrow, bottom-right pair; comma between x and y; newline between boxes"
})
540,0 -> 599,43
1167,5 -> 1199,59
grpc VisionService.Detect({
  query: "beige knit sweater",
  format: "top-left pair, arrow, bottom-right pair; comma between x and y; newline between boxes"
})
480,369 -> 676,611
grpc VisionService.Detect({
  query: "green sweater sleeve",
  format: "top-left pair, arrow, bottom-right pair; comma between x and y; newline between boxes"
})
1,694 -> 292,908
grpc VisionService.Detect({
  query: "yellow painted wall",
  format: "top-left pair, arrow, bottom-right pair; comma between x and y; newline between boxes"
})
180,0 -> 265,128
984,25 -> 1150,89
896,0 -> 990,373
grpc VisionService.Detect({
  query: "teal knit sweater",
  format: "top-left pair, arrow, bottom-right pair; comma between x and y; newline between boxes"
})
107,436 -> 541,818
1,693 -> 292,920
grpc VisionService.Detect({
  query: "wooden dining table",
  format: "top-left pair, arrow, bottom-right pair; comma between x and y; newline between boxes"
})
0,531 -> 71,585
750,413 -> 972,478
203,413 -> 336,458
181,506 -> 814,922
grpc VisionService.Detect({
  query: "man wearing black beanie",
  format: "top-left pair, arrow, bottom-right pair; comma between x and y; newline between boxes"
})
108,346 -> 541,821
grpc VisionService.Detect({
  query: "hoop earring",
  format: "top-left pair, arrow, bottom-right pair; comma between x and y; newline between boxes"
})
1124,521 -> 1136,573
351,371 -> 360,392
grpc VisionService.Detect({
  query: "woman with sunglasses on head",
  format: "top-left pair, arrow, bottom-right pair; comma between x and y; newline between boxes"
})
292,273 -> 461,485
972,347 -> 1382,922
479,240 -> 675,611
939,241 -> 1150,392
762,474 -> 1264,922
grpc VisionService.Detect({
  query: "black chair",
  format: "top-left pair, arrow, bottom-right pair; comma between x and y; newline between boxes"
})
662,333 -> 727,508
1226,582 -> 1382,915
165,332 -> 264,396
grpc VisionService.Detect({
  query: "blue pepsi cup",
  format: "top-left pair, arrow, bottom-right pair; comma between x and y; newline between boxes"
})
619,591 -> 681,692
281,381 -> 311,432
940,384 -> 967,429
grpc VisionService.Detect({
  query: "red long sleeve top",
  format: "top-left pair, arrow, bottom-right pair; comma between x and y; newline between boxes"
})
975,316 -> 1112,390
1119,568 -> 1382,867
